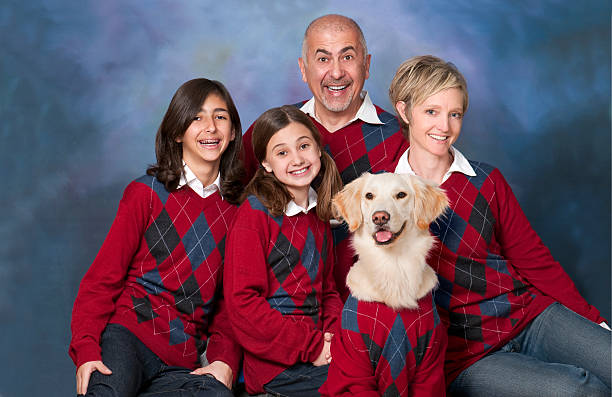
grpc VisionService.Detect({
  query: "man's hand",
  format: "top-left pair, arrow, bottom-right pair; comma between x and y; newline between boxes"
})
76,360 -> 112,395
191,360 -> 233,389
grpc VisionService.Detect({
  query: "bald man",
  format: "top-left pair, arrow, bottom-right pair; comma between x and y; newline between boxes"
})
242,14 -> 409,301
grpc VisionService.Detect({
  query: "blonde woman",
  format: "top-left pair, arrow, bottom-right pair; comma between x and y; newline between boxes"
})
387,55 -> 610,397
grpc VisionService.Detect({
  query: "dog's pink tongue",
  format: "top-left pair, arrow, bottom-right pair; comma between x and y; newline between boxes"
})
375,230 -> 393,243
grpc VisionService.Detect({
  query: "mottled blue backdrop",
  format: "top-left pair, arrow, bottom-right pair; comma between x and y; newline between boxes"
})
1,1 -> 610,395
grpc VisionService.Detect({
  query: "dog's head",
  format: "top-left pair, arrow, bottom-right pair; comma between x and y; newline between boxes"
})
333,172 -> 449,246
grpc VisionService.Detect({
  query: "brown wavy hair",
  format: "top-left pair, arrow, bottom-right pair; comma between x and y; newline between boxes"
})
245,106 -> 342,222
146,78 -> 244,204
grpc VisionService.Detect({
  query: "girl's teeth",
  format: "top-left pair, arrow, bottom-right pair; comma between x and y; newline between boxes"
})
291,168 -> 307,175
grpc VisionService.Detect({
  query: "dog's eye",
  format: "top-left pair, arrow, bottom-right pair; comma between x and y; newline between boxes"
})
396,191 -> 407,199
365,192 -> 374,200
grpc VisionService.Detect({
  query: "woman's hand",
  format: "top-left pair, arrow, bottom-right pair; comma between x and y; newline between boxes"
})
191,360 -> 233,389
312,332 -> 334,366
76,360 -> 112,395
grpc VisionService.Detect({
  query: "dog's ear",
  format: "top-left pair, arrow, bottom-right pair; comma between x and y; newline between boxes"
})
407,175 -> 450,230
332,173 -> 367,232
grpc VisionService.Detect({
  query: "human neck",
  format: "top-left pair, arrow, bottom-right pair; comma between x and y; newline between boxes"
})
407,148 -> 452,185
185,159 -> 220,187
314,98 -> 362,133
288,186 -> 309,209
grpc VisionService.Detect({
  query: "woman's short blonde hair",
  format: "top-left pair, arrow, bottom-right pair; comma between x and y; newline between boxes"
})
389,55 -> 468,134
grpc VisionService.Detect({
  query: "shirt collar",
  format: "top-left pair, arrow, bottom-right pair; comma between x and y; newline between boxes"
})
285,187 -> 318,216
177,161 -> 221,199
299,91 -> 383,127
394,146 -> 476,183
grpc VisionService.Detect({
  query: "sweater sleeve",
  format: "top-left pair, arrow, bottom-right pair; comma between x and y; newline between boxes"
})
224,225 -> 324,366
319,326 -> 379,397
320,225 -> 343,335
68,182 -> 148,368
205,282 -> 243,381
493,169 -> 605,324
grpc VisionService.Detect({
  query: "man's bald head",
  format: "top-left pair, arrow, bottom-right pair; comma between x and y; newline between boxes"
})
301,14 -> 368,65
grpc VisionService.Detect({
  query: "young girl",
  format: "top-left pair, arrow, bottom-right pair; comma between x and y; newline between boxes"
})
388,55 -> 610,396
69,78 -> 244,396
224,105 -> 344,396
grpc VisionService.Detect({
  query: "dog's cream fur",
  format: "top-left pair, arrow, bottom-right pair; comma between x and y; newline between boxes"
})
333,172 -> 449,310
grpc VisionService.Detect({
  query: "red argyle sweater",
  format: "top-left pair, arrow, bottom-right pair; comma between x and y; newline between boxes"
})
224,194 -> 343,394
320,294 -> 447,397
242,102 -> 409,300
69,175 -> 241,375
430,162 -> 606,384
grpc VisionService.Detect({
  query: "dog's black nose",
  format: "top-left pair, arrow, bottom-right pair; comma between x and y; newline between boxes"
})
372,210 -> 390,226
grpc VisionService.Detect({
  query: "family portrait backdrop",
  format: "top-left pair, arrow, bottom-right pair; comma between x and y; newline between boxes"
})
1,1 -> 610,395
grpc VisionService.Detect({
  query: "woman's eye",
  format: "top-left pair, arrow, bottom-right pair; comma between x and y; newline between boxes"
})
396,191 -> 407,199
193,116 -> 202,121
450,112 -> 462,119
277,151 -> 287,156
365,192 -> 374,200
300,143 -> 310,150
426,109 -> 435,115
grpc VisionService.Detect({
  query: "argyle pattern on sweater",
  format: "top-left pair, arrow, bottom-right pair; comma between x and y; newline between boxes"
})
429,162 -> 552,383
70,175 -> 238,370
224,194 -> 342,393
321,294 -> 447,397
241,102 -> 409,301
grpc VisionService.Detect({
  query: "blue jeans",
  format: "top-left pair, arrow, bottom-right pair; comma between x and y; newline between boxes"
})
263,363 -> 329,397
81,324 -> 233,397
449,302 -> 611,397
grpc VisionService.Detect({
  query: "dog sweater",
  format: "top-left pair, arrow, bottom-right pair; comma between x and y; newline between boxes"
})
431,162 -> 606,384
320,294 -> 447,397
242,102 -> 409,300
224,194 -> 343,394
69,175 -> 241,374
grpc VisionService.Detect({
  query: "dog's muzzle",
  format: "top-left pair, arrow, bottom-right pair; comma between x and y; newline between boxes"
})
372,221 -> 406,245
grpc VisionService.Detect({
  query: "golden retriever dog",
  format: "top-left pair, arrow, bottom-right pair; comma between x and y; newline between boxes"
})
333,172 -> 449,310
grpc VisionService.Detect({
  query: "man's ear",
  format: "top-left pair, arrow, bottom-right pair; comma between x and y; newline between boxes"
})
332,173 -> 368,232
298,57 -> 307,83
364,53 -> 371,80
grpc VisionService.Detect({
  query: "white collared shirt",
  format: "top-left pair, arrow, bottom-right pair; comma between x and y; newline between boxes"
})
300,91 -> 383,129
177,162 -> 221,199
285,187 -> 318,216
394,146 -> 476,183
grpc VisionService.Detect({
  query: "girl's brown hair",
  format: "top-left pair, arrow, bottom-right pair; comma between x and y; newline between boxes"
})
146,78 -> 244,204
245,105 -> 342,222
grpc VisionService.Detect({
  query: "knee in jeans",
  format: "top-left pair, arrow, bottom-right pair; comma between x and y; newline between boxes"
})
567,367 -> 609,397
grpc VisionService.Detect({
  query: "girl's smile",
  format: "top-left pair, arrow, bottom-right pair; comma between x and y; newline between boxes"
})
262,122 -> 322,207
178,93 -> 235,170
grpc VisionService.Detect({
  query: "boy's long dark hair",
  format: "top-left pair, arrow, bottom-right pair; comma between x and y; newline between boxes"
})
245,105 -> 342,222
146,78 -> 244,204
